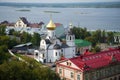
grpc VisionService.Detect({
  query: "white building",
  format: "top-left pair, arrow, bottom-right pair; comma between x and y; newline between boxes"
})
34,19 -> 76,63
14,17 -> 29,28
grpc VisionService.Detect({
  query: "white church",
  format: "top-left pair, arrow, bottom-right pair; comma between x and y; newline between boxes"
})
34,19 -> 76,63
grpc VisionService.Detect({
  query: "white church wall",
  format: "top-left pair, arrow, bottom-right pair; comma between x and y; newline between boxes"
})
47,49 -> 53,62
64,47 -> 75,58
40,40 -> 46,50
66,35 -> 75,47
53,39 -> 61,45
53,49 -> 61,61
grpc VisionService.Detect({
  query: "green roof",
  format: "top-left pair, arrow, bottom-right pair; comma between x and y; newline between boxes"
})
75,39 -> 92,47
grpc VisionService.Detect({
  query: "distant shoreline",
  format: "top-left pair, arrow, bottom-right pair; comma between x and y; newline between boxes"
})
0,2 -> 120,8
44,11 -> 60,13
16,9 -> 30,12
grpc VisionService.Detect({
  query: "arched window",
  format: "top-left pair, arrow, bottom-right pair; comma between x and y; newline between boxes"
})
49,59 -> 51,63
70,36 -> 71,40
55,52 -> 57,56
35,53 -> 38,56
61,49 -> 63,52
43,41 -> 44,44
43,54 -> 44,58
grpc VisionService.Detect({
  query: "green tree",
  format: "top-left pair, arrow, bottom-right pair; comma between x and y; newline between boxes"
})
13,31 -> 20,37
0,36 -> 18,49
107,32 -> 114,45
85,36 -> 96,47
9,29 -> 15,35
101,30 -> 106,43
0,25 -> 6,35
92,30 -> 102,43
0,59 -> 60,80
0,45 -> 11,64
20,32 -> 32,43
31,33 -> 41,46
71,27 -> 91,39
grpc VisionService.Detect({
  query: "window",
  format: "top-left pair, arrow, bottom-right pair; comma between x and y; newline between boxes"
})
59,69 -> 62,74
56,52 -> 57,56
61,49 -> 63,52
43,54 -> 44,58
70,36 -> 71,40
71,72 -> 73,78
77,74 -> 80,80
67,62 -> 69,65
35,53 -> 38,56
66,62 -> 71,66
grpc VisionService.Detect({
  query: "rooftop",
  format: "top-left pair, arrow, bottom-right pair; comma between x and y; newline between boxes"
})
20,17 -> 29,25
57,48 -> 120,72
75,39 -> 92,47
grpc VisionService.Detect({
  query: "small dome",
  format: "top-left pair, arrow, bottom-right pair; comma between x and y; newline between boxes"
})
45,39 -> 51,44
53,44 -> 61,49
47,20 -> 56,30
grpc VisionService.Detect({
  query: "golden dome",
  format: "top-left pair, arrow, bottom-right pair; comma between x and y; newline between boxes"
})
46,19 -> 56,30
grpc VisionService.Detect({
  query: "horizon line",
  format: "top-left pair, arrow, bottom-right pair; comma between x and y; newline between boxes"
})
0,1 -> 120,4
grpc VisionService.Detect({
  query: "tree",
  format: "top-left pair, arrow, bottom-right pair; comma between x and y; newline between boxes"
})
0,45 -> 11,64
107,32 -> 114,45
9,29 -> 15,35
101,30 -> 106,43
71,27 -> 91,39
0,25 -> 6,35
0,59 -> 60,80
31,33 -> 41,46
85,36 -> 96,47
20,32 -> 32,43
0,36 -> 19,49
13,31 -> 20,37
92,30 -> 102,43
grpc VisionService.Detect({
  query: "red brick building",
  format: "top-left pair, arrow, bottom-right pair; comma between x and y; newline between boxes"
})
56,48 -> 120,80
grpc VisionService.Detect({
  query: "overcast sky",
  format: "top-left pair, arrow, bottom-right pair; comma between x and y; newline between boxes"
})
0,0 -> 120,3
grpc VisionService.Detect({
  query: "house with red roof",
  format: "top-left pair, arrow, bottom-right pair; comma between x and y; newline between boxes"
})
56,47 -> 120,80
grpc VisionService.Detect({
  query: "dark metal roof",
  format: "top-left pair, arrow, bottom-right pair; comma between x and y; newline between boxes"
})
14,42 -> 32,48
61,43 -> 69,48
53,44 -> 61,49
20,17 -> 29,25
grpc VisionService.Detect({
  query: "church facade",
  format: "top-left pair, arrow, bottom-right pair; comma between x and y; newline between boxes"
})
34,19 -> 76,63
